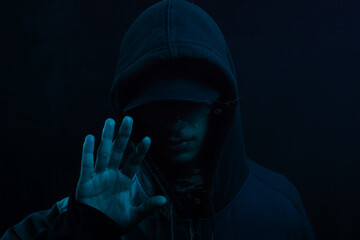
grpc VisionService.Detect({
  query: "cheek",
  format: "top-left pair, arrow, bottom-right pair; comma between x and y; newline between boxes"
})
196,116 -> 210,136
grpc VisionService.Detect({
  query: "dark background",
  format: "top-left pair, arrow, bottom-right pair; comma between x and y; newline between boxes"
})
1,0 -> 359,239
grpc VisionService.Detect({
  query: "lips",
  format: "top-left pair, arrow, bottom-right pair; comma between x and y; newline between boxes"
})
167,137 -> 194,145
164,137 -> 194,152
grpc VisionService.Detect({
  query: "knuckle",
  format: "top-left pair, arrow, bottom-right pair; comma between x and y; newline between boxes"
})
113,140 -> 127,151
112,148 -> 124,156
98,151 -> 111,159
136,143 -> 147,155
101,135 -> 113,142
118,131 -> 131,138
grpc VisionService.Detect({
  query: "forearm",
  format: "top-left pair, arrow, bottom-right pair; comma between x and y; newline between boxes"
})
1,188 -> 124,240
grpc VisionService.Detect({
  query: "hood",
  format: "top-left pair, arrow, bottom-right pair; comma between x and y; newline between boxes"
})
109,0 -> 249,214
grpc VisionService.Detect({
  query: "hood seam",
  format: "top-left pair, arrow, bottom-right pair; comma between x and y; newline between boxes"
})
115,42 -> 233,86
166,0 -> 174,57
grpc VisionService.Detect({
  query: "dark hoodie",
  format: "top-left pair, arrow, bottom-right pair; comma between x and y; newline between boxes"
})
1,0 -> 315,239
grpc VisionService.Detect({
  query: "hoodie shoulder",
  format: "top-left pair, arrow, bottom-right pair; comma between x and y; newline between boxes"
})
248,160 -> 300,205
247,159 -> 309,218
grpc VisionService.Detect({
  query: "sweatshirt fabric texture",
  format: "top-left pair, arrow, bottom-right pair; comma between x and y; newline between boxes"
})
2,0 -> 315,239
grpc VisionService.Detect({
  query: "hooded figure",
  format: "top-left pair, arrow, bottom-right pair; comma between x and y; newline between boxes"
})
2,0 -> 315,239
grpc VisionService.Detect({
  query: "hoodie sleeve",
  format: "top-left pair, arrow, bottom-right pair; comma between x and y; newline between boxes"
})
1,188 -> 124,240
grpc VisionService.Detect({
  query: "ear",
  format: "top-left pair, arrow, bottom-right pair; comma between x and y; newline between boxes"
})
211,102 -> 223,115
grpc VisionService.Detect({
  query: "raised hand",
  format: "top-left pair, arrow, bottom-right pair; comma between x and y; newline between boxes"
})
75,116 -> 167,232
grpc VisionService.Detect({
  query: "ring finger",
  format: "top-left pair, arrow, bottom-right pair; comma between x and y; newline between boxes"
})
94,118 -> 115,172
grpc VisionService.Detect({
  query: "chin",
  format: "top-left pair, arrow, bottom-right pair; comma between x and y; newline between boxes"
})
150,147 -> 200,166
167,151 -> 198,165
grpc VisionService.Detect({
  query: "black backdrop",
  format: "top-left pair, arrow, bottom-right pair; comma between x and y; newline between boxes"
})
1,0 -> 359,239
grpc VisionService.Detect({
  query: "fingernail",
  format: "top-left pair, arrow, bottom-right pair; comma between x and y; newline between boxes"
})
86,135 -> 93,143
123,116 -> 132,125
144,136 -> 151,143
106,119 -> 114,127
160,197 -> 167,205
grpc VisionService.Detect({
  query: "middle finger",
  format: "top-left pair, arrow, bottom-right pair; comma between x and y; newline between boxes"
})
109,116 -> 133,169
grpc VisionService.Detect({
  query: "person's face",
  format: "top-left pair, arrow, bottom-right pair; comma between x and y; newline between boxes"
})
128,100 -> 212,166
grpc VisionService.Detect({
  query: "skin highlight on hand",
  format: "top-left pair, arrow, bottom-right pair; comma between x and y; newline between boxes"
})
75,116 -> 167,231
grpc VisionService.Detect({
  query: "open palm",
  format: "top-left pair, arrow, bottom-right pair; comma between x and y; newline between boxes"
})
75,116 -> 167,232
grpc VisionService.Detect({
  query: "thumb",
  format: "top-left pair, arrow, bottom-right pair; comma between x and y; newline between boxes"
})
132,196 -> 167,223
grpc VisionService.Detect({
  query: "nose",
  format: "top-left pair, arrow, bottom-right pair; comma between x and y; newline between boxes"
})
163,115 -> 187,133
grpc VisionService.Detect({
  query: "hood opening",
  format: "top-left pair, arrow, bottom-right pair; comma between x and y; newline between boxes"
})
109,0 -> 249,223
113,57 -> 236,121
116,56 -> 248,216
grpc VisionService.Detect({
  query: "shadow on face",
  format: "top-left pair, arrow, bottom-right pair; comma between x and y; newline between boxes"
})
126,100 -> 212,166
